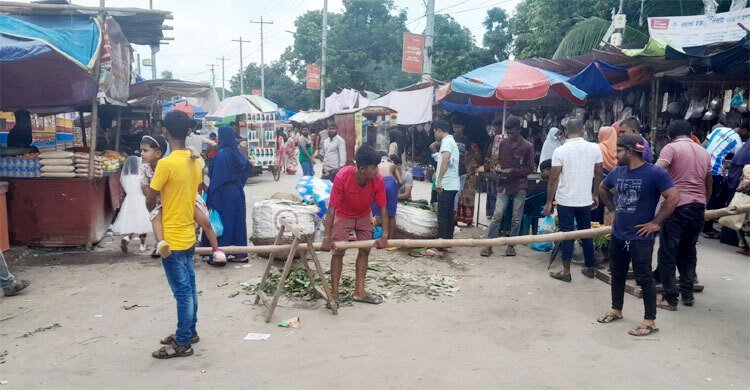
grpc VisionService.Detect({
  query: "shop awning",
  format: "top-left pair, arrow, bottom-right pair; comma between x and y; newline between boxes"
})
128,79 -> 219,114
568,60 -> 653,97
289,111 -> 332,125
665,36 -> 750,74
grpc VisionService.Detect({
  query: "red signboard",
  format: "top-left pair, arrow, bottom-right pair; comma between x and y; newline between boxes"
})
649,18 -> 670,30
252,89 -> 261,96
402,33 -> 424,74
306,64 -> 321,90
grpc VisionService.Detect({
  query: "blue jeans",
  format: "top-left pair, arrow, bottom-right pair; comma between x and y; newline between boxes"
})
300,160 -> 314,176
487,190 -> 526,239
162,246 -> 198,346
0,252 -> 15,289
557,205 -> 595,267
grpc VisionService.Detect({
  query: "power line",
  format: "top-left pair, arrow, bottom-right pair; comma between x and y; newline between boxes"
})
232,36 -> 251,93
250,16 -> 274,98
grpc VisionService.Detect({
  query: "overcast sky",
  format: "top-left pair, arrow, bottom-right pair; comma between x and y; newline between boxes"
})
23,0 -> 522,86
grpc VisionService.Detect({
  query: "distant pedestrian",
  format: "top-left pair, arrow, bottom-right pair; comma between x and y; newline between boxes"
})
298,128 -> 315,176
480,116 -> 534,258
545,119 -> 603,282
597,134 -> 680,337
655,120 -> 712,311
538,127 -> 564,171
483,119 -> 504,217
320,125 -> 347,181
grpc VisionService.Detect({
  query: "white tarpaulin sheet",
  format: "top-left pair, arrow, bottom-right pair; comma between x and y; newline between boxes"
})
368,86 -> 433,125
647,8 -> 750,48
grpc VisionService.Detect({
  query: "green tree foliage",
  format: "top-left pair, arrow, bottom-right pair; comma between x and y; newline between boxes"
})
552,17 -> 649,59
431,14 -> 495,81
483,7 -> 512,62
160,70 -> 173,79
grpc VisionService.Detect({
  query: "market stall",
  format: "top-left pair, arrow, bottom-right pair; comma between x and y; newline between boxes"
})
333,106 -> 397,164
0,2 -> 170,247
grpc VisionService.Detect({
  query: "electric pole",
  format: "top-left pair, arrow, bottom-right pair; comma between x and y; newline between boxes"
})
207,63 -> 216,90
232,36 -> 251,94
216,56 -> 227,100
422,0 -> 435,82
250,17 -> 273,98
136,52 -> 141,76
320,0 -> 328,110
150,0 -> 157,79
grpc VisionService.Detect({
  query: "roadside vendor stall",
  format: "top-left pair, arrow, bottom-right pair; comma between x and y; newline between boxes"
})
0,2 -> 171,247
333,106 -> 397,164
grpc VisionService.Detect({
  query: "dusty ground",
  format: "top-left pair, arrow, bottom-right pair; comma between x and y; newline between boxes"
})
1,168 -> 748,389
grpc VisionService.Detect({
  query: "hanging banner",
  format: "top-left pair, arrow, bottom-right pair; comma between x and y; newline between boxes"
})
97,16 -> 132,106
306,64 -> 321,90
402,33 -> 424,74
648,8 -> 750,48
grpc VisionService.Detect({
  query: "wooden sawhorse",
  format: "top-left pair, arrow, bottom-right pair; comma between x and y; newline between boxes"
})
254,219 -> 338,322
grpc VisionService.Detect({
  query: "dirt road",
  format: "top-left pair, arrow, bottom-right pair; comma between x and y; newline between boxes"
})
1,169 -> 748,389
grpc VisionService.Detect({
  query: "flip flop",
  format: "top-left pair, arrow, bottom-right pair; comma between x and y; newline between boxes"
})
628,325 -> 659,337
352,293 -> 383,305
596,312 -> 623,323
422,248 -> 443,258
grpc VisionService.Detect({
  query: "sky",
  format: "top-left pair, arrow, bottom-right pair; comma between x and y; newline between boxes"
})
21,0 -> 522,87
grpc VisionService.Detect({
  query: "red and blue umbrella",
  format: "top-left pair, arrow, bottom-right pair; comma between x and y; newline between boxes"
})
436,60 -> 587,114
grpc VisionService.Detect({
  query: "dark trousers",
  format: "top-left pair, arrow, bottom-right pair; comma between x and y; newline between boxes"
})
610,236 -> 657,320
437,190 -> 458,240
557,205 -> 595,267
658,203 -> 704,305
704,175 -> 729,232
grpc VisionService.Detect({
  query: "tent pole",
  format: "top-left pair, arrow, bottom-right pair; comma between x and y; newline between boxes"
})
502,104 -> 507,137
114,106 -> 122,151
88,14 -> 104,179
79,111 -> 87,148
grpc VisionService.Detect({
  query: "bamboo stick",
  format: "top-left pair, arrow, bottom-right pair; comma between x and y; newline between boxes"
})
194,203 -> 750,255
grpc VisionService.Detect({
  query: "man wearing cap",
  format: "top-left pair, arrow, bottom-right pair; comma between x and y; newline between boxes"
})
598,135 -> 680,337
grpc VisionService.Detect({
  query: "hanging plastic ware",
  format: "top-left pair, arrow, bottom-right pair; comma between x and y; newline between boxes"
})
731,89 -> 745,108
209,209 -> 224,237
531,215 -> 557,252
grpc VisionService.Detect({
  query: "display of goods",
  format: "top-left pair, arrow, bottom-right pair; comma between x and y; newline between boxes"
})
39,151 -> 74,159
41,165 -> 75,173
249,148 -> 276,167
0,157 -> 41,178
39,158 -> 74,166
41,172 -> 76,178
251,199 -> 318,246
395,204 -> 438,239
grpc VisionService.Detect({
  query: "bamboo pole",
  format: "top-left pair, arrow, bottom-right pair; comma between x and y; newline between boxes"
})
195,204 -> 750,255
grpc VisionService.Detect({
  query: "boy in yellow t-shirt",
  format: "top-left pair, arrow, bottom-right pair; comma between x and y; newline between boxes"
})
146,111 -> 203,359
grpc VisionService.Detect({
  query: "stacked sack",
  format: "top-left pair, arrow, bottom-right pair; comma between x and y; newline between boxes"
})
39,151 -> 75,178
73,153 -> 104,178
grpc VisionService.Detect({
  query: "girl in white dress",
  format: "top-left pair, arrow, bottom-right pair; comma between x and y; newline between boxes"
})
112,156 -> 153,252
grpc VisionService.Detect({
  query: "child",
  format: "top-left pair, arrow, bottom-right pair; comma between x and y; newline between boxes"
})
371,154 -> 402,243
112,156 -> 153,252
139,135 -> 226,262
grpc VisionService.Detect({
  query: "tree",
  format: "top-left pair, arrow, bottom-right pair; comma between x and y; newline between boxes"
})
160,70 -> 173,79
431,14 -> 494,81
483,7 -> 512,62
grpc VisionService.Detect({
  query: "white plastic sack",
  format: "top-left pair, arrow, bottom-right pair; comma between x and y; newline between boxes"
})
251,199 -> 318,245
395,205 -> 438,238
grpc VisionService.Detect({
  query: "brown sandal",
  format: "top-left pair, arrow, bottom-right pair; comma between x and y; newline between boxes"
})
597,312 -> 623,323
160,333 -> 200,345
152,342 -> 193,359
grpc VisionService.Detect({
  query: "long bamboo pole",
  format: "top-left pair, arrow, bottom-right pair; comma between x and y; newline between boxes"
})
194,204 -> 750,255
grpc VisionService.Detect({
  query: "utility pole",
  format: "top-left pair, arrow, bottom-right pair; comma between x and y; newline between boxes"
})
422,0 -> 435,82
207,63 -> 216,90
250,17 -> 274,98
136,52 -> 141,76
320,0 -> 328,110
232,36 -> 251,94
149,0 -> 157,79
216,56 -> 227,100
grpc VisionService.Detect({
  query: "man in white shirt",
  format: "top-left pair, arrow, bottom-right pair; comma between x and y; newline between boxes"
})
703,123 -> 748,237
320,125 -> 347,181
185,122 -> 217,157
544,119 -> 603,282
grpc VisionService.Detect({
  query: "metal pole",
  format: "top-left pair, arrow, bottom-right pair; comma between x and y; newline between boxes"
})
251,17 -> 274,98
207,64 -> 216,90
422,0 -> 435,82
217,56 -> 226,100
150,46 -> 157,79
136,52 -> 141,75
232,37 -> 250,94
320,0 -> 328,110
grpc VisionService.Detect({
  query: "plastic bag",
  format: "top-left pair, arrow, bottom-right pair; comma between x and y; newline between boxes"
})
209,209 -> 224,237
531,215 -> 557,252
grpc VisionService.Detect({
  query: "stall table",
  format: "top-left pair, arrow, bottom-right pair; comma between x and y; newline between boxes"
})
6,172 -> 122,247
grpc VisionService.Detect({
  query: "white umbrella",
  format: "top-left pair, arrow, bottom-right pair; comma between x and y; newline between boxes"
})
208,95 -> 261,118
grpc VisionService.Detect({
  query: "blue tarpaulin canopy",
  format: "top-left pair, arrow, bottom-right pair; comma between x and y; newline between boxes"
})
568,60 -> 629,97
0,14 -> 101,110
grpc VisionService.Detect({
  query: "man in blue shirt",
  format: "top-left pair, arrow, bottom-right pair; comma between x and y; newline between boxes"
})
597,135 -> 680,337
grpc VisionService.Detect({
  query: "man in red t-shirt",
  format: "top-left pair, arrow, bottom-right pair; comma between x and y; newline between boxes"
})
322,145 -> 388,305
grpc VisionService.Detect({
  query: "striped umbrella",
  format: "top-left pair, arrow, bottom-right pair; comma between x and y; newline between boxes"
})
437,60 -> 587,114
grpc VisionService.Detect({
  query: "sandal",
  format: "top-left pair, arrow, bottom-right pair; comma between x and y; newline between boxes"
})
160,333 -> 200,345
480,247 -> 492,257
656,299 -> 677,311
628,325 -> 659,337
422,248 -> 443,258
597,312 -> 623,324
152,342 -> 194,359
352,293 -> 383,305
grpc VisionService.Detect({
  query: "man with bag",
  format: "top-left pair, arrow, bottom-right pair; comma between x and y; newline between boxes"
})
544,119 -> 603,281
